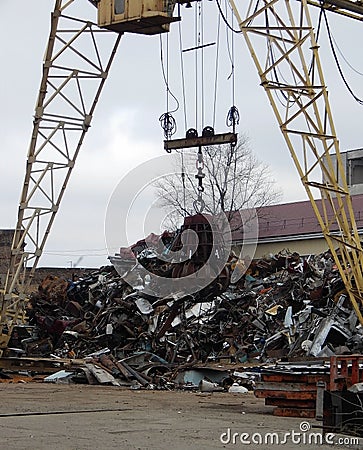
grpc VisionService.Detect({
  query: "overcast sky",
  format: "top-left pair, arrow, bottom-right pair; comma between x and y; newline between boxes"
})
0,0 -> 362,268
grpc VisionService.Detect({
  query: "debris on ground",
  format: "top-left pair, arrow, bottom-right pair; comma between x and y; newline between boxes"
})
4,242 -> 362,391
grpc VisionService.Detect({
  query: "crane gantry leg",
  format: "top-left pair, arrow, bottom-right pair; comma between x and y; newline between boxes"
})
2,0 -> 363,354
0,0 -> 121,351
228,0 -> 363,323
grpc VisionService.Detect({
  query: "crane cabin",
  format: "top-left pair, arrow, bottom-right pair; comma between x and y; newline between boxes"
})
97,0 -> 180,34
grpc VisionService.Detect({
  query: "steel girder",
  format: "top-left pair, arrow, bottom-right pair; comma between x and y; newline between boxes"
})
0,0 -> 121,349
229,0 -> 363,323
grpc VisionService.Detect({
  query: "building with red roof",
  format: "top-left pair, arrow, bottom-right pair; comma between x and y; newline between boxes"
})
231,194 -> 363,258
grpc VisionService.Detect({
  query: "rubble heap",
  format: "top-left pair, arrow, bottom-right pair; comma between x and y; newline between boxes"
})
5,248 -> 363,388
11,249 -> 361,362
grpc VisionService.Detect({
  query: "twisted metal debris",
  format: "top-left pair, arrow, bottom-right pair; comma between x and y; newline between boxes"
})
5,247 -> 362,388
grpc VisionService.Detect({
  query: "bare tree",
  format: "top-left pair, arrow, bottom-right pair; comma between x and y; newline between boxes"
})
155,136 -> 282,230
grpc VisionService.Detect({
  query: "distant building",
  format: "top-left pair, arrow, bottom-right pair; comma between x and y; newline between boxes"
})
0,230 -> 95,289
239,148 -> 363,258
111,194 -> 363,266
324,148 -> 363,196
232,194 -> 363,258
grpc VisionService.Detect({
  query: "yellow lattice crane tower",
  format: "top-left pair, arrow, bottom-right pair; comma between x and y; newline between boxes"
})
1,0 -> 363,354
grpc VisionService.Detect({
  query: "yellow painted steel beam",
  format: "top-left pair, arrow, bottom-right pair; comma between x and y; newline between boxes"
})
0,0 -> 122,352
229,0 -> 363,323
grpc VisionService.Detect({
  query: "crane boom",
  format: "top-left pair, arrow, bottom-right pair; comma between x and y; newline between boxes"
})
306,0 -> 363,21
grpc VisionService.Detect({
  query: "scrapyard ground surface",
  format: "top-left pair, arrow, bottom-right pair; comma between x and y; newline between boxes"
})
0,384 -> 361,450
4,242 -> 363,448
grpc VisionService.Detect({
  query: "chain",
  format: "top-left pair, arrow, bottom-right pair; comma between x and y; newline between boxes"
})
193,146 -> 205,213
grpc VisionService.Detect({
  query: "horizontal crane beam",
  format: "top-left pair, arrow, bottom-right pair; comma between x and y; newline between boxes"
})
303,0 -> 363,21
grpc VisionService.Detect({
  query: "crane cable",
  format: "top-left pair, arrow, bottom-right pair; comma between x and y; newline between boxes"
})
177,8 -> 188,214
331,36 -> 363,77
200,1 -> 205,129
193,3 -> 206,213
321,5 -> 363,106
159,34 -> 179,141
175,4 -> 188,212
264,9 -> 292,106
225,0 -> 235,95
213,13 -> 221,129
178,149 -> 187,216
178,18 -> 188,132
195,5 -> 199,130
226,10 -> 240,132
307,6 -> 324,80
220,0 -> 240,134
215,0 -> 242,34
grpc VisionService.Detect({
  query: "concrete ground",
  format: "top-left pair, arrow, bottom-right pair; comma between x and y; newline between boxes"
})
0,384 -> 362,450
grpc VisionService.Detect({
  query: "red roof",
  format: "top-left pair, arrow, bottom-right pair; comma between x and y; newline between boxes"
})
231,194 -> 363,242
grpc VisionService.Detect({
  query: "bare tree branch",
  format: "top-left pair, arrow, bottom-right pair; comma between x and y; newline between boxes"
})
154,137 -> 282,231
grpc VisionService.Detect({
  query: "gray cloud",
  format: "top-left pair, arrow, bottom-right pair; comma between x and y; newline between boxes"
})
1,1 -> 362,267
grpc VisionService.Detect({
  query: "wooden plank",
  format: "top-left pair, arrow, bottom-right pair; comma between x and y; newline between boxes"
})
255,382 -> 318,392
261,373 -> 329,384
78,367 -> 99,385
85,363 -> 120,386
265,398 -> 316,408
273,407 -> 315,418
118,360 -> 150,386
255,390 -> 316,400
0,357 -> 85,374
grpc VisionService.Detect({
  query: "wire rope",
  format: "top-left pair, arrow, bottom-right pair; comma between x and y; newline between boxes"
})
213,13 -> 221,129
178,21 -> 188,131
215,0 -> 242,34
322,6 -> 363,105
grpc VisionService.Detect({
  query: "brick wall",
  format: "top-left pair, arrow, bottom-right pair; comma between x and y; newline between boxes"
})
30,267 -> 97,287
0,229 -> 98,289
0,230 -> 14,286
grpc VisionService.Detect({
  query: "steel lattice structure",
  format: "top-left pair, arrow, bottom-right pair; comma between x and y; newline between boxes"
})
0,0 -> 121,348
1,0 -> 363,352
229,0 -> 363,322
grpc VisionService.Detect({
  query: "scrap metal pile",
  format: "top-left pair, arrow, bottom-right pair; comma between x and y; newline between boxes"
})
6,247 -> 363,387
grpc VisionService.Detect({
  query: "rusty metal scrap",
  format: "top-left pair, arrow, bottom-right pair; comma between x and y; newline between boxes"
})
4,248 -> 363,389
